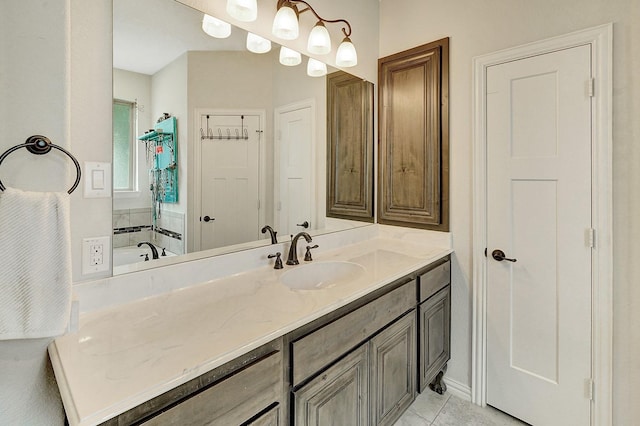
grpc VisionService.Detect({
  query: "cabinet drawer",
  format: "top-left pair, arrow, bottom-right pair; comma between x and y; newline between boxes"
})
143,351 -> 282,426
419,259 -> 450,303
292,281 -> 416,386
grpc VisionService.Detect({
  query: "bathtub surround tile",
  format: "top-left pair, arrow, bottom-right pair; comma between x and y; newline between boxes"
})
113,211 -> 130,228
130,230 -> 151,246
130,211 -> 151,227
113,233 -> 129,249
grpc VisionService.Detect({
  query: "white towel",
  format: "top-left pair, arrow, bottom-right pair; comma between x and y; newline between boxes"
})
0,187 -> 72,339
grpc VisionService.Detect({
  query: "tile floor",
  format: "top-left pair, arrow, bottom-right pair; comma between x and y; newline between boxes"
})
395,390 -> 528,426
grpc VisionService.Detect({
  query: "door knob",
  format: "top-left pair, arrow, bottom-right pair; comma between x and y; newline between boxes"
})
491,249 -> 517,262
201,215 -> 215,223
296,221 -> 310,229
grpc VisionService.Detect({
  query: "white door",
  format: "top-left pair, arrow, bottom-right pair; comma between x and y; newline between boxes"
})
486,45 -> 592,425
275,105 -> 313,237
200,114 -> 261,249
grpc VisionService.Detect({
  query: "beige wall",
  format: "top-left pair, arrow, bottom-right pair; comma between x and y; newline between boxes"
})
379,0 -> 640,422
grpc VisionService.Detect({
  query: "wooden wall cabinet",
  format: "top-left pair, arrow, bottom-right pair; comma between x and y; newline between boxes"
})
326,71 -> 374,222
378,38 -> 449,230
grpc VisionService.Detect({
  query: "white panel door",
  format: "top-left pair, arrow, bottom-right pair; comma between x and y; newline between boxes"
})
200,114 -> 260,250
276,106 -> 313,237
486,45 -> 592,425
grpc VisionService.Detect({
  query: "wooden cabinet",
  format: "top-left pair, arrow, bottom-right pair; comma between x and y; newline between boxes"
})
326,71 -> 374,222
291,280 -> 417,426
370,312 -> 416,426
294,344 -> 370,426
418,260 -> 451,392
378,38 -> 449,231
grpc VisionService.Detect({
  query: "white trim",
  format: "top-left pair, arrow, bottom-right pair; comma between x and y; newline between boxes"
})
191,108 -> 267,252
273,99 -> 317,233
471,23 -> 613,426
445,377 -> 472,402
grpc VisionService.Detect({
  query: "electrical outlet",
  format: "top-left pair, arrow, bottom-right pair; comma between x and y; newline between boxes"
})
82,236 -> 111,275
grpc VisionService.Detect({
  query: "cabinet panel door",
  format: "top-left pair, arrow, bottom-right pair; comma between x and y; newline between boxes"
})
370,311 -> 417,426
378,38 -> 449,231
419,285 -> 451,391
326,71 -> 374,221
294,344 -> 369,426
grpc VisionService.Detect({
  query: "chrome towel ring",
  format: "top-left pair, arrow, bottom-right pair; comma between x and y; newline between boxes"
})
0,135 -> 82,194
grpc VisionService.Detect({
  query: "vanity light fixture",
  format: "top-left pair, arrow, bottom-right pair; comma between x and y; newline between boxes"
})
272,0 -> 357,67
306,58 -> 327,77
202,14 -> 232,39
246,32 -> 272,54
226,0 -> 258,22
279,46 -> 302,66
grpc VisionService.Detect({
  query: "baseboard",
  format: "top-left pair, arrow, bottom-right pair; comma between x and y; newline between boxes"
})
444,376 -> 472,402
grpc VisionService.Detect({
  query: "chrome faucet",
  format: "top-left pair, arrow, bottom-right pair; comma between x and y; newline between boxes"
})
137,241 -> 159,260
261,225 -> 278,244
286,232 -> 312,265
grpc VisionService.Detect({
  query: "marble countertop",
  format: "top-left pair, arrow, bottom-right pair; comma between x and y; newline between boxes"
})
50,237 -> 452,426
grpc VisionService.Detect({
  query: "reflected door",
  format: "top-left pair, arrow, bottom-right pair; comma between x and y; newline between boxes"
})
275,103 -> 313,236
200,114 -> 261,250
486,45 -> 592,425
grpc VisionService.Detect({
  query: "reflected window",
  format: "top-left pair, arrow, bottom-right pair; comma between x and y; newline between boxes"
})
113,99 -> 136,191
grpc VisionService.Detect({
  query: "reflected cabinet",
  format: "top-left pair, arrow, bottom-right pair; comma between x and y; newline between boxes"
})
326,71 -> 374,222
378,38 -> 449,230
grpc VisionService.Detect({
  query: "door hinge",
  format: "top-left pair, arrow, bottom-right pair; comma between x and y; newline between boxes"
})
586,228 -> 596,248
588,78 -> 595,97
585,378 -> 595,400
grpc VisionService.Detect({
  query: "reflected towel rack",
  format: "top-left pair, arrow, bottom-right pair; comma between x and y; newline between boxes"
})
0,135 -> 82,194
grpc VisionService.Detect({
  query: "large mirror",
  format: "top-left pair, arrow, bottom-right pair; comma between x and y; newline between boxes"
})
112,0 -> 372,275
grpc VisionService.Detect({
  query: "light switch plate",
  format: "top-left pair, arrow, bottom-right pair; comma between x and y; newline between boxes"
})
82,236 -> 111,275
84,162 -> 111,198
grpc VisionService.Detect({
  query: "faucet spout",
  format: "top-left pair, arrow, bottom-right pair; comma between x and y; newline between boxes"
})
286,232 -> 312,265
261,225 -> 278,244
137,241 -> 159,260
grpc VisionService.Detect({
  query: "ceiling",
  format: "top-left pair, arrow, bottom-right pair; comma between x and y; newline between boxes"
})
113,0 -> 246,75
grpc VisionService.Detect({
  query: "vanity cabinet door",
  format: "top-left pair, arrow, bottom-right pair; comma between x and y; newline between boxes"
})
294,344 -> 370,426
419,285 -> 451,392
370,311 -> 417,426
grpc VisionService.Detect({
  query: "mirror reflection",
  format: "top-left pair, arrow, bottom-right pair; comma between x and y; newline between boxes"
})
112,0 -> 370,275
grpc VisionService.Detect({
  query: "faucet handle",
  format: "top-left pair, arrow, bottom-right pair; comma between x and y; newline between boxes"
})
304,245 -> 319,262
268,252 -> 283,269
139,253 -> 149,262
161,247 -> 167,256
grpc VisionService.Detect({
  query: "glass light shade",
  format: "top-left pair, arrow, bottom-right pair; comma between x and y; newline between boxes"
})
246,32 -> 272,54
336,37 -> 358,67
306,58 -> 327,77
307,22 -> 331,55
279,46 -> 302,66
202,14 -> 231,39
226,0 -> 258,22
272,5 -> 299,40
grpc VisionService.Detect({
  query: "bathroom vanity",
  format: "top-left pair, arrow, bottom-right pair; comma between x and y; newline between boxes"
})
49,230 -> 452,425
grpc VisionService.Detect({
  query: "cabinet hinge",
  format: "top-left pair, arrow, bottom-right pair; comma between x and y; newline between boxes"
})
586,228 -> 596,248
585,378 -> 595,400
588,78 -> 595,97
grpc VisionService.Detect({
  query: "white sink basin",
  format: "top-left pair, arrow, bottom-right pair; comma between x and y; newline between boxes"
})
280,261 -> 366,290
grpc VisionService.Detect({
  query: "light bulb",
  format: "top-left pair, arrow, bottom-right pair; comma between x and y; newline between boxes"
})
226,0 -> 257,22
307,58 -> 327,77
279,46 -> 301,66
202,14 -> 231,39
336,37 -> 358,67
272,4 -> 299,40
246,33 -> 272,54
307,22 -> 331,55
